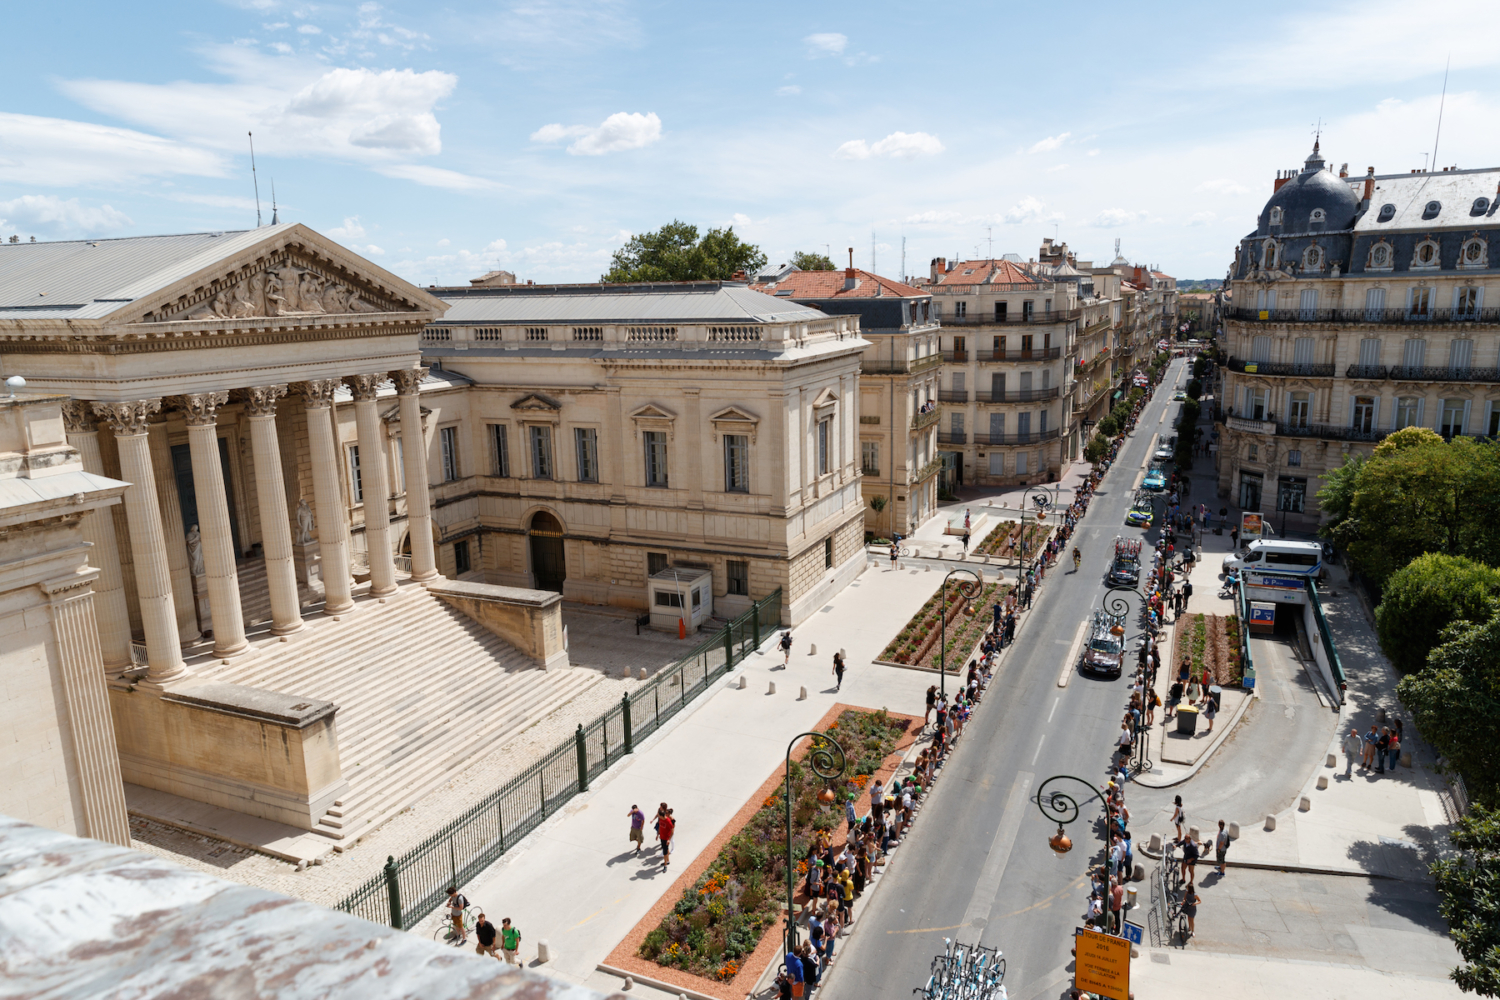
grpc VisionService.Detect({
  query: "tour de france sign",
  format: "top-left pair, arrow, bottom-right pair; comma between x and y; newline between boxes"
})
1074,926 -> 1130,1000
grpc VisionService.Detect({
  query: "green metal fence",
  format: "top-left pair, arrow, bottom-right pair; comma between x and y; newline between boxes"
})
336,588 -> 783,930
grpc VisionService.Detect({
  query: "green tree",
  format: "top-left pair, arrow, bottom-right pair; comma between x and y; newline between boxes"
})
1397,603 -> 1500,806
1316,452 -> 1366,541
1376,554 -> 1500,673
1186,379 -> 1202,399
1432,804 -> 1500,996
604,220 -> 767,283
1174,398 -> 1201,470
1084,434 -> 1110,465
790,251 -> 835,271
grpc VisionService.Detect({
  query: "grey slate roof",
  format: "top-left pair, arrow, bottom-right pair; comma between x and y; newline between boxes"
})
0,225 -> 297,321
432,281 -> 827,325
1354,168 -> 1500,232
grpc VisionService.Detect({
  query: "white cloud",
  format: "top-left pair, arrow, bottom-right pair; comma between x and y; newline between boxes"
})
271,41 -> 293,54
470,0 -> 642,69
776,85 -> 801,97
0,112 -> 227,187
374,164 -> 501,191
1092,208 -> 1147,227
264,21 -> 289,29
834,131 -> 943,160
804,33 -> 847,56
1186,211 -> 1216,226
1047,163 -> 1069,172
530,112 -> 662,156
0,194 -> 132,237
1027,132 -> 1071,154
297,23 -> 321,34
328,216 -> 367,239
437,237 -> 450,246
1001,197 -> 1057,225
363,244 -> 386,256
1195,178 -> 1250,196
1087,149 -> 1100,156
60,49 -> 457,162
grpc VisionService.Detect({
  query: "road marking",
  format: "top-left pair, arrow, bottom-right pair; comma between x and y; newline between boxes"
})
1031,735 -> 1045,765
886,922 -> 971,935
960,771 -> 1034,932
1058,617 -> 1088,688
1047,697 -> 1059,724
1131,468 -> 1145,490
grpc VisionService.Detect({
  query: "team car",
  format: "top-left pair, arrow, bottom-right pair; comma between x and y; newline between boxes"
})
1106,536 -> 1142,586
1125,495 -> 1154,527
1142,465 -> 1168,490
1153,443 -> 1174,462
1080,609 -> 1125,678
1172,391 -> 1188,402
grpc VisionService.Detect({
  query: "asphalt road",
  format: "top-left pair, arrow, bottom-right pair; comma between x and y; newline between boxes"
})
822,359 -> 1199,1000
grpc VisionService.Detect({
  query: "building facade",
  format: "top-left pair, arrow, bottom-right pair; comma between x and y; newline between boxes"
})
1219,144 -> 1500,526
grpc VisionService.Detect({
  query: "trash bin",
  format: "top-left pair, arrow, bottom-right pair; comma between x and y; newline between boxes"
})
1208,685 -> 1223,712
1176,705 -> 1200,735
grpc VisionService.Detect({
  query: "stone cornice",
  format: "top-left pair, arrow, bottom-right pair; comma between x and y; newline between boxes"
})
0,314 -> 425,355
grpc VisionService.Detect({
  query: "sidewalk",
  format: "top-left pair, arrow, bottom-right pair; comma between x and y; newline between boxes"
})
418,557 -> 955,996
1128,945 -> 1462,999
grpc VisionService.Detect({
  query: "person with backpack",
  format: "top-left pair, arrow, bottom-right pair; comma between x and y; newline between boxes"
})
780,630 -> 793,667
657,807 -> 676,869
499,917 -> 522,966
832,651 -> 845,692
445,886 -> 469,945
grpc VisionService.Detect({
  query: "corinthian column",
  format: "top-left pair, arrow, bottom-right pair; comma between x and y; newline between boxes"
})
245,385 -> 303,635
346,374 -> 397,597
392,367 -> 437,582
180,392 -> 248,657
61,402 -> 133,672
147,421 -> 201,644
298,379 -> 354,615
92,400 -> 188,683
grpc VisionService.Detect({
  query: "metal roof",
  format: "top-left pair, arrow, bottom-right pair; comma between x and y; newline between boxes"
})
433,282 -> 827,325
1355,168 -> 1500,232
0,225 -> 300,320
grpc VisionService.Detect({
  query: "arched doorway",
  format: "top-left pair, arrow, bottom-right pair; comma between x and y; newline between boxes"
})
528,511 -> 566,593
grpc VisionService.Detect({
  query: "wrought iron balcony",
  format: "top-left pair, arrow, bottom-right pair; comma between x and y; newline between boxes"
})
977,347 -> 1064,362
972,429 -> 1061,446
1389,366 -> 1500,383
1227,357 -> 1335,378
938,431 -> 967,444
937,390 -> 970,403
1271,421 -> 1385,442
943,350 -> 969,362
938,308 -> 1081,326
1344,365 -> 1389,380
1230,306 -> 1500,326
976,387 -> 1061,404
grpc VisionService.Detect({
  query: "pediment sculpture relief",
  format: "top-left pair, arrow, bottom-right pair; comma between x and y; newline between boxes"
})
154,256 -> 401,323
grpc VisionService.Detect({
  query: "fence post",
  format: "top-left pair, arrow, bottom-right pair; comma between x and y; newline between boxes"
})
752,599 -> 761,650
575,723 -> 589,793
725,623 -> 734,671
623,693 -> 634,754
384,855 -> 403,929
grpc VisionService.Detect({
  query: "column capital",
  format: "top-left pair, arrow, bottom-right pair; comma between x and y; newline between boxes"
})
245,384 -> 288,418
178,391 -> 230,427
344,373 -> 388,402
91,399 -> 161,437
390,367 -> 429,396
61,400 -> 97,434
296,378 -> 340,409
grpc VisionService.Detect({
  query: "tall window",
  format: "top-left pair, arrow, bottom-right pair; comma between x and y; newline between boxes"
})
1449,339 -> 1474,370
1352,396 -> 1376,434
1410,287 -> 1432,318
644,431 -> 669,487
1441,399 -> 1467,438
861,441 -> 879,476
529,426 -> 553,480
1016,412 -> 1032,438
950,412 -> 964,436
1251,336 -> 1272,363
453,539 -> 471,575
1456,287 -> 1480,318
1298,288 -> 1318,319
489,424 -> 510,477
1395,397 -> 1420,429
1288,391 -> 1310,428
1038,408 -> 1048,433
648,552 -> 668,575
724,434 -> 749,492
1021,334 -> 1034,354
1292,337 -> 1314,368
1364,287 -> 1386,320
953,300 -> 967,319
726,559 -> 749,596
1022,300 -> 1034,320
1358,338 -> 1382,368
817,419 -> 831,475
824,536 -> 834,569
1402,338 -> 1427,369
574,427 -> 598,482
1247,387 -> 1268,421
995,302 -> 1008,322
440,426 -> 459,482
348,444 -> 363,503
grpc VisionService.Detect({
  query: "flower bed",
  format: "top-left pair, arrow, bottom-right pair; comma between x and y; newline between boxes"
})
1172,612 -> 1243,686
634,709 -> 910,983
975,520 -> 1052,561
878,579 -> 1010,669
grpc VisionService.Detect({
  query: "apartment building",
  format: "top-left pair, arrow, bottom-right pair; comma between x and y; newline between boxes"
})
1219,142 -> 1500,527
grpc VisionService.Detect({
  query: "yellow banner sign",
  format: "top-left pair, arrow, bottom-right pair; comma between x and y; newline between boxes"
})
1074,927 -> 1130,1000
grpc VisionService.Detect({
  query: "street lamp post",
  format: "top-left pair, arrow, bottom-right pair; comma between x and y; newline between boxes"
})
939,568 -> 983,703
782,732 -> 846,960
1104,585 -> 1156,775
1034,774 -> 1112,856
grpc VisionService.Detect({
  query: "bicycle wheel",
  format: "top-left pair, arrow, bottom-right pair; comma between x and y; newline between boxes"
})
1177,912 -> 1189,945
994,957 -> 1006,983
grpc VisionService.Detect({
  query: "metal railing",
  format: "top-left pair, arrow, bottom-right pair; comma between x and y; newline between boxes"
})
1306,580 -> 1346,693
940,308 -> 1081,326
943,350 -> 969,363
977,347 -> 1063,362
1388,365 -> 1500,383
1227,357 -> 1335,378
971,429 -> 1061,446
860,353 -> 943,376
938,431 -> 967,444
1231,305 -> 1500,325
336,588 -> 783,930
1345,365 -> 1389,380
938,390 -> 970,402
976,387 -> 1060,404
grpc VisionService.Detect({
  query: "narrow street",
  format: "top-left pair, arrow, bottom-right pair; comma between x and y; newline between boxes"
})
823,358 -> 1200,1000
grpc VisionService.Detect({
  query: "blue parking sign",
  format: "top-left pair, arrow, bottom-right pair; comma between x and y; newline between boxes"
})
1121,921 -> 1143,945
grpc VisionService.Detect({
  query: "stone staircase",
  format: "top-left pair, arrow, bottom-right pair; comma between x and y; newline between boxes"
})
201,582 -> 602,842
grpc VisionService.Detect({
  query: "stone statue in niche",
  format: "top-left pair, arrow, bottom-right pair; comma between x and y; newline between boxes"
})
295,498 -> 315,545
186,524 -> 205,577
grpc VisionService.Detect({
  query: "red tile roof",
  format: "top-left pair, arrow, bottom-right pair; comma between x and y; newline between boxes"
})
750,268 -> 926,300
925,259 -> 1042,288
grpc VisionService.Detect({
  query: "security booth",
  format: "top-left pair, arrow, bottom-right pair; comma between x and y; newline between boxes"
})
647,565 -> 714,632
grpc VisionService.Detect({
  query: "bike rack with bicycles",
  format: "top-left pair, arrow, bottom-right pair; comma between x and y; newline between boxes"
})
913,936 -> 1007,1000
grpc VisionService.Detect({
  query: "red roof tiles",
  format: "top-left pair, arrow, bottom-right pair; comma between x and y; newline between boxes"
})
750,268 -> 926,300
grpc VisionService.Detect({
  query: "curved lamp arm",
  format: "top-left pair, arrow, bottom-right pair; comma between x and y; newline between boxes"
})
1033,774 -> 1112,828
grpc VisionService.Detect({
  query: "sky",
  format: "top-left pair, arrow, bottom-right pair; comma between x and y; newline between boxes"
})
3,0 -> 1499,286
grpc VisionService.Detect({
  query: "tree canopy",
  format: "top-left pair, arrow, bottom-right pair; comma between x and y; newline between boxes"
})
1376,554 -> 1500,674
790,251 -> 835,271
604,220 -> 768,283
1317,434 -> 1500,586
1432,804 -> 1500,995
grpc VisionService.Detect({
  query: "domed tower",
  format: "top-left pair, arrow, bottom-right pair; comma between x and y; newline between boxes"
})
1256,141 -> 1360,237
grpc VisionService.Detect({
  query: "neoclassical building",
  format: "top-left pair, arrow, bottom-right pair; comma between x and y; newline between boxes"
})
1219,143 -> 1500,525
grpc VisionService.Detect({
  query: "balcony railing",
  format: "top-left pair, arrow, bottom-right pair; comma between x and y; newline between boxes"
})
1226,416 -> 1276,435
912,406 -> 942,431
1389,365 -> 1500,383
939,308 -> 1082,326
977,347 -> 1064,362
1230,306 -> 1500,326
1345,365 -> 1388,380
937,390 -> 970,403
860,353 -> 943,376
1274,421 -> 1385,442
972,429 -> 1061,446
1227,357 -> 1336,378
938,431 -> 967,444
976,387 -> 1061,404
943,350 -> 969,362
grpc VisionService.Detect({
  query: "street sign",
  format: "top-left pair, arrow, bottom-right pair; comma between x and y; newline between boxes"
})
1074,927 -> 1131,1000
1121,921 -> 1144,945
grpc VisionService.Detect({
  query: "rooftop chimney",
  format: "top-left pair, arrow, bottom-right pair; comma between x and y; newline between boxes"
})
845,247 -> 858,291
930,256 -> 947,281
1363,166 -> 1375,202
1273,168 -> 1292,194
1338,162 -> 1348,178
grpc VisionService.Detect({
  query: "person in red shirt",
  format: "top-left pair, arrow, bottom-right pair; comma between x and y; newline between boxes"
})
657,808 -> 676,870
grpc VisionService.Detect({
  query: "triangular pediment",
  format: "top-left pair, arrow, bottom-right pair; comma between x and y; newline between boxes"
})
512,392 -> 562,411
811,386 -> 839,409
708,405 -> 759,424
630,403 -> 677,421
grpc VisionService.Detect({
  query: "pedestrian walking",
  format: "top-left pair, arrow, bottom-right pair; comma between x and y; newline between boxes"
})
1213,819 -> 1231,874
1342,729 -> 1362,777
653,802 -> 669,851
1181,887 -> 1200,939
1204,697 -> 1218,732
1362,725 -> 1379,769
474,913 -> 500,959
445,886 -> 470,945
626,803 -> 648,854
832,651 -> 846,692
657,808 -> 675,869
889,542 -> 899,569
780,630 -> 793,666
845,797 -> 858,840
1171,795 -> 1185,840
962,529 -> 971,552
1376,727 -> 1391,775
500,918 -> 522,965
1180,835 -> 1200,886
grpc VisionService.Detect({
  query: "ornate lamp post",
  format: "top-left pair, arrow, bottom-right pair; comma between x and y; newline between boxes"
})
783,732 -> 846,958
1104,586 -> 1155,775
939,567 -> 983,702
1034,774 -> 1112,856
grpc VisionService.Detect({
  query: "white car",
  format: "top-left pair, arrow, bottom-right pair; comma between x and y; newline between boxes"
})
1154,445 -> 1174,461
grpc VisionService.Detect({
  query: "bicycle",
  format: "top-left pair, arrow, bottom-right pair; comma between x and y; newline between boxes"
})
434,904 -> 478,945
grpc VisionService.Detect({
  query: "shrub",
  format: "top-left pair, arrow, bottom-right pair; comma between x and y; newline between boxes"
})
1377,554 -> 1500,674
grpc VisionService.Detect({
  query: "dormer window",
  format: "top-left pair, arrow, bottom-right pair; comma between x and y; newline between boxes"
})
1413,239 -> 1440,268
1377,204 -> 1396,222
1460,238 -> 1488,269
1422,200 -> 1442,220
1268,206 -> 1283,226
1309,208 -> 1326,225
1261,239 -> 1278,269
1472,197 -> 1491,216
1303,246 -> 1322,270
1369,242 -> 1393,269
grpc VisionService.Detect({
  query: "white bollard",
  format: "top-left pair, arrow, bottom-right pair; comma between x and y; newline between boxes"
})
1187,825 -> 1200,843
798,686 -> 808,701
1227,821 -> 1241,839
810,643 -> 817,655
1316,775 -> 1329,790
1127,886 -> 1139,909
925,563 -> 932,572
1264,814 -> 1277,831
639,667 -> 648,680
1326,753 -> 1337,768
622,976 -> 633,991
1299,796 -> 1311,812
623,665 -> 633,679
737,675 -> 747,690
1148,832 -> 1163,854
840,648 -> 846,659
536,939 -> 551,963
768,681 -> 777,695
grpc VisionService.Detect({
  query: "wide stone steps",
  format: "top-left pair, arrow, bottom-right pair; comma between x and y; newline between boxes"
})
204,582 -> 601,842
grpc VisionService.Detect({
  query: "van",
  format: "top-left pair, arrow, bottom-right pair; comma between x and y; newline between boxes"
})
1222,540 -> 1323,577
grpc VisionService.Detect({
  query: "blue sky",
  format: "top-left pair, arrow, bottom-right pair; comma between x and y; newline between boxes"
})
2,0 -> 1498,284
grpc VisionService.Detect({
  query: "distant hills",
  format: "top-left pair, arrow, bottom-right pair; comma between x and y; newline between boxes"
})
1176,279 -> 1223,292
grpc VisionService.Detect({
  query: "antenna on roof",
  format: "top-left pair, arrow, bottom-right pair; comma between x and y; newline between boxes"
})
871,229 -> 877,274
271,181 -> 279,226
901,235 -> 906,284
986,226 -> 994,260
248,132 -> 262,228
1431,54 -> 1450,171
